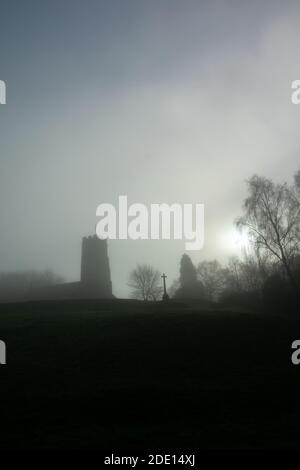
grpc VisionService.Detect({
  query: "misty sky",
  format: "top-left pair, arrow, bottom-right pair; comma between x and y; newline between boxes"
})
1,0 -> 300,297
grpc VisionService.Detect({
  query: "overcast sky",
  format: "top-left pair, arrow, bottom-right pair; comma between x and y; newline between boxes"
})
1,0 -> 300,296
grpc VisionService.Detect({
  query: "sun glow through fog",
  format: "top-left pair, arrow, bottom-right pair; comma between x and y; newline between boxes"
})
220,227 -> 251,255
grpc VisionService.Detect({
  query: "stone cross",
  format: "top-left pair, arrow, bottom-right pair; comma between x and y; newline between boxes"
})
161,273 -> 169,301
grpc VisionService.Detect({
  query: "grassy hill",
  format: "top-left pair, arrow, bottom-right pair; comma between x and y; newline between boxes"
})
0,299 -> 300,449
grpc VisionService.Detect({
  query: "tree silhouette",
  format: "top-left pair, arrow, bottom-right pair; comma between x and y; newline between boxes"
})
174,254 -> 205,300
180,254 -> 197,287
197,260 -> 228,301
237,174 -> 300,291
128,264 -> 163,301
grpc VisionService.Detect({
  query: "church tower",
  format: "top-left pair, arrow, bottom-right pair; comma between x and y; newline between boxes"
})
80,235 -> 113,298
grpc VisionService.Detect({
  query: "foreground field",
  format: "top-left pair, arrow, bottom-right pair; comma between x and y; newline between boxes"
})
0,299 -> 299,449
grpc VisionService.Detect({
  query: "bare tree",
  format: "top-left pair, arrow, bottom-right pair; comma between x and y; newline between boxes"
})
128,264 -> 163,301
237,175 -> 300,290
197,260 -> 228,301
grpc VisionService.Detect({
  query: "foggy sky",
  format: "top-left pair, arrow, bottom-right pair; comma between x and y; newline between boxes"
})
1,0 -> 300,297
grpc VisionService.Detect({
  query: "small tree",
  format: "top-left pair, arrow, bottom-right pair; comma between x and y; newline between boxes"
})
128,264 -> 163,301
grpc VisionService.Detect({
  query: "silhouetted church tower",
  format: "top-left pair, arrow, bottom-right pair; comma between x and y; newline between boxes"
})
81,235 -> 113,298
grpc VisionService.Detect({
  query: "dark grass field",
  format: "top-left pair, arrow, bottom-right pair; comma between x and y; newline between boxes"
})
0,299 -> 300,449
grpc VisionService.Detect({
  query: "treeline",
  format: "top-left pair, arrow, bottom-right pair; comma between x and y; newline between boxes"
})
129,169 -> 300,312
170,251 -> 300,311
